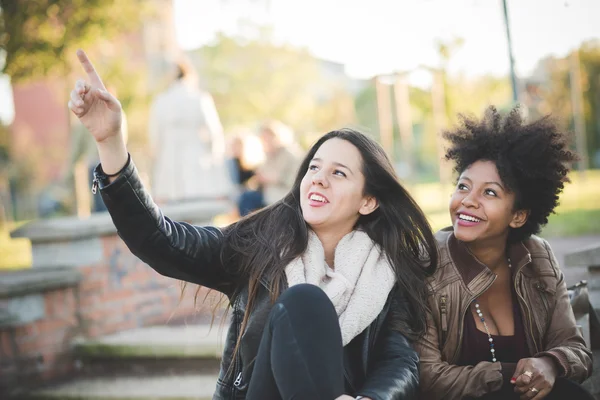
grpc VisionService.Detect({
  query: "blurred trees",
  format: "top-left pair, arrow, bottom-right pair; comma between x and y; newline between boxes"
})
354,74 -> 512,181
532,40 -> 600,168
191,29 -> 356,136
0,0 -> 142,82
0,0 -> 150,219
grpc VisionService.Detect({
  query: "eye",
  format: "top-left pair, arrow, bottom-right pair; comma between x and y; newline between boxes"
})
333,169 -> 347,177
484,189 -> 498,197
308,164 -> 318,171
457,183 -> 468,191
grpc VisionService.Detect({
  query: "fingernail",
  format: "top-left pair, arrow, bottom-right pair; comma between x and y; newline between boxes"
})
510,378 -> 516,384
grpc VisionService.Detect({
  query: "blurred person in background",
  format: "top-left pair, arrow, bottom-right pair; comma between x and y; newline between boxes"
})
237,121 -> 301,216
226,135 -> 256,197
148,59 -> 232,204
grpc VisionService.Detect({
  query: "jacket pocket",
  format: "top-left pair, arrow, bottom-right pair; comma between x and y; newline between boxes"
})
532,280 -> 556,335
439,294 -> 448,346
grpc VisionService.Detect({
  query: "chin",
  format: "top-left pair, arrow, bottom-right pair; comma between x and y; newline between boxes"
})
453,225 -> 478,243
303,215 -> 326,228
454,231 -> 476,243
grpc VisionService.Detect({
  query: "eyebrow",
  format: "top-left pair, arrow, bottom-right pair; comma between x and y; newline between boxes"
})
312,157 -> 354,175
459,176 -> 505,190
485,181 -> 505,190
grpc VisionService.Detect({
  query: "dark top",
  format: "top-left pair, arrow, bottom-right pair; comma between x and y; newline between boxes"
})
458,288 -> 530,367
232,157 -> 255,185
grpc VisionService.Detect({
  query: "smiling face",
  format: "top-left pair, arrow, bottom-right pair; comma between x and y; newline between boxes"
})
449,160 -> 529,246
300,138 -> 378,235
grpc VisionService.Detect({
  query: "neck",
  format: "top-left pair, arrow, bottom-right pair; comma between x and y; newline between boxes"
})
466,236 -> 510,272
313,228 -> 351,268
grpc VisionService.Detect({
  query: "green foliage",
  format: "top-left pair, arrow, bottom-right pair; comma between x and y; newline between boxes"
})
536,40 -> 600,168
353,74 -> 512,177
193,30 -> 355,134
0,0 -> 142,82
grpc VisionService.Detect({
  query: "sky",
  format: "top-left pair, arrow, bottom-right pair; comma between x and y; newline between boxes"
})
1,0 -> 597,124
173,0 -> 599,79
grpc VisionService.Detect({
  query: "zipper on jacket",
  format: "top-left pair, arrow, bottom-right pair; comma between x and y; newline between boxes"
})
439,295 -> 448,344
232,298 -> 244,393
233,372 -> 243,387
91,177 -> 99,194
515,276 -> 540,354
451,276 -> 496,363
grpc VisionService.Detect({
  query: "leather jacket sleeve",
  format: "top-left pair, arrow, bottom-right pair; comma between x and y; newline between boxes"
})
534,240 -> 592,382
415,306 -> 505,399
96,158 -> 237,296
357,307 -> 420,399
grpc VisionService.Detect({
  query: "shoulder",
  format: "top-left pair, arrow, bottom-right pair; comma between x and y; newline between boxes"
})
433,227 -> 454,273
427,227 -> 459,288
521,235 -> 561,277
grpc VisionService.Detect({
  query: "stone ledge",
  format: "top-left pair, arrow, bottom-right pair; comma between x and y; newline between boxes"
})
11,199 -> 231,244
0,267 -> 82,298
13,374 -> 217,400
74,342 -> 222,359
73,325 -> 225,360
0,308 -> 18,328
565,243 -> 600,268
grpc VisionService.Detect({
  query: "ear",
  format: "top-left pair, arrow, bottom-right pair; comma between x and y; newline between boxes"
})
359,196 -> 379,216
509,209 -> 529,229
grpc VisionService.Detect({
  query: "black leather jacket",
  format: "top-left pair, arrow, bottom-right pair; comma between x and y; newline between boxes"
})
95,158 -> 420,400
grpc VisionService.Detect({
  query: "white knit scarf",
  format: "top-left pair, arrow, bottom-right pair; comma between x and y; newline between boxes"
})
284,230 -> 396,345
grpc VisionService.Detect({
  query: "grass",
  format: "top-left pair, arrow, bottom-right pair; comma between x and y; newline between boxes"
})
1,170 -> 599,271
0,221 -> 31,270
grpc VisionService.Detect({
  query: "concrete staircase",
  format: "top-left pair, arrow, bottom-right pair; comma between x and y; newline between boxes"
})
21,325 -> 226,400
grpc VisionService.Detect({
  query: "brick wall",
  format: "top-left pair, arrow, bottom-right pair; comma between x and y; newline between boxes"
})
78,235 -> 215,339
1,287 -> 78,392
0,232 -> 218,394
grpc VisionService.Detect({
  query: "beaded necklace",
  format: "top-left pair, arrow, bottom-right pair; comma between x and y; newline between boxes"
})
472,258 -> 511,363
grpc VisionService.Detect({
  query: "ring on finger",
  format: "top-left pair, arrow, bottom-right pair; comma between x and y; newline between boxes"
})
523,370 -> 534,379
530,387 -> 539,393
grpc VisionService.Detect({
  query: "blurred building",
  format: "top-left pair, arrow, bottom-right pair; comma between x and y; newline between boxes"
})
7,0 -> 180,219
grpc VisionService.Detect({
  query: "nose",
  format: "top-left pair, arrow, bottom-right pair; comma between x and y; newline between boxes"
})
460,192 -> 479,208
461,191 -> 479,208
311,169 -> 329,188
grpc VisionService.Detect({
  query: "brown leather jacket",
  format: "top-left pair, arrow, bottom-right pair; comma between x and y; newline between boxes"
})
415,228 -> 592,399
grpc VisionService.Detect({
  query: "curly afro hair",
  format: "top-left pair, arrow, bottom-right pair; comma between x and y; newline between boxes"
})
444,106 -> 577,243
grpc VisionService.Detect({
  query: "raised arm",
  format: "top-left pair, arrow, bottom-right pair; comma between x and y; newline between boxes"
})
68,50 -> 238,296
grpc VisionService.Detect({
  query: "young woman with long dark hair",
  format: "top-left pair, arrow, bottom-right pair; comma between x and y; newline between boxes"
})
68,50 -> 437,400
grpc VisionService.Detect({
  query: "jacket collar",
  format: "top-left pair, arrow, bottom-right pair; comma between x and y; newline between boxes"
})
447,232 -> 532,286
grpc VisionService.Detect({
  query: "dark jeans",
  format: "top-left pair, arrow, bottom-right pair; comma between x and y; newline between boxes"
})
238,189 -> 264,216
476,376 -> 595,400
246,284 -> 345,400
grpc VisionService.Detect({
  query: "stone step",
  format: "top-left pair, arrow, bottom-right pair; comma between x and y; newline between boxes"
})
74,325 -> 227,376
22,373 -> 218,400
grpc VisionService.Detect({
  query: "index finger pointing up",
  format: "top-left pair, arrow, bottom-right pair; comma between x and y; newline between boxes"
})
76,49 -> 106,90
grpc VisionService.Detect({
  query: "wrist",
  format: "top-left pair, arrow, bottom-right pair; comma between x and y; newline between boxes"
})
96,130 -> 124,145
541,356 -> 560,377
96,133 -> 128,177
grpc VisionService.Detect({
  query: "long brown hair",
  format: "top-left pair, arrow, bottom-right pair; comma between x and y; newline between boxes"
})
220,128 -> 437,366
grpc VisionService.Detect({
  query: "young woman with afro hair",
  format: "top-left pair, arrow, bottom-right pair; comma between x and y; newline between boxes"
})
416,106 -> 593,400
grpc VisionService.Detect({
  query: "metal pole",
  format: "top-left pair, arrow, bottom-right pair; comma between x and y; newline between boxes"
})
393,75 -> 414,176
375,77 -> 394,159
502,0 -> 519,103
569,50 -> 589,172
432,69 -> 451,186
